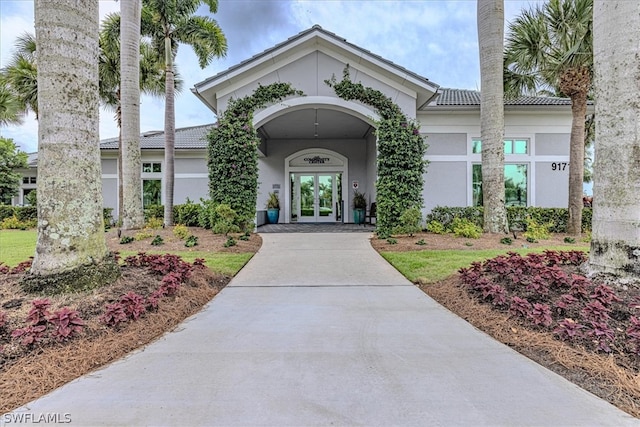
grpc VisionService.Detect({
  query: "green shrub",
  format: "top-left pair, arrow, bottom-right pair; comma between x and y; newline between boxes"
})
144,205 -> 164,222
386,238 -> 398,245
426,220 -> 446,235
15,206 -> 37,222
239,234 -> 250,241
500,237 -> 513,245
0,215 -> 36,230
393,207 -> 423,237
0,205 -> 15,221
103,208 -> 114,227
426,206 -> 483,230
173,224 -> 190,240
223,237 -> 237,248
134,229 -> 154,241
174,199 -> 202,226
582,231 -> 592,243
415,239 -> 426,246
151,235 -> 164,246
185,235 -> 198,247
451,217 -> 482,239
523,218 -> 551,242
145,216 -> 163,230
564,236 -> 576,244
119,236 -> 134,244
212,204 -> 240,236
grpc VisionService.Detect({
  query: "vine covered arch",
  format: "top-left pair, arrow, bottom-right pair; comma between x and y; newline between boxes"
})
207,83 -> 303,228
326,66 -> 428,236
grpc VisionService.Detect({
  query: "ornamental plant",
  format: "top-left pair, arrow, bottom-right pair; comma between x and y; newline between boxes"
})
326,66 -> 427,237
208,83 -> 303,228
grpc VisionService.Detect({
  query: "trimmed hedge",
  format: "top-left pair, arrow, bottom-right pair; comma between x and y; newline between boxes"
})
425,206 -> 592,233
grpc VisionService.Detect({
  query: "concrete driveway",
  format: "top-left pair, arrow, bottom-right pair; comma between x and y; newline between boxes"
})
6,233 -> 639,426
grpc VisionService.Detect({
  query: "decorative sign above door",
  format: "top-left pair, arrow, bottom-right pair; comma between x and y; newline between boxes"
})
289,153 -> 344,167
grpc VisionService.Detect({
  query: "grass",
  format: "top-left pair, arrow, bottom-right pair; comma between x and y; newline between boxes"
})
0,230 -> 253,276
381,245 -> 589,284
0,230 -> 37,267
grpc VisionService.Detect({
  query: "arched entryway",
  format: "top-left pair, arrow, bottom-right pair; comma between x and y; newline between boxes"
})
284,148 -> 348,223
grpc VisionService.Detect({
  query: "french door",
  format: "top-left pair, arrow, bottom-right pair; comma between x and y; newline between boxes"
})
292,173 -> 340,222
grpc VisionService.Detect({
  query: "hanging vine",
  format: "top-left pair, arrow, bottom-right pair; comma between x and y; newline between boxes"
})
207,83 -> 303,228
326,66 -> 428,236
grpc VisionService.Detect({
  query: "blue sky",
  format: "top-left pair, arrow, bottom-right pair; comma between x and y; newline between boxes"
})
0,0 -> 542,153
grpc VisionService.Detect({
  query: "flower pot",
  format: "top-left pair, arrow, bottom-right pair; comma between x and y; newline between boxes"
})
353,208 -> 365,224
267,208 -> 280,224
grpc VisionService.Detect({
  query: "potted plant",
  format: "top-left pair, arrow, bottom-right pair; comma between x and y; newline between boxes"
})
352,190 -> 367,224
266,192 -> 280,224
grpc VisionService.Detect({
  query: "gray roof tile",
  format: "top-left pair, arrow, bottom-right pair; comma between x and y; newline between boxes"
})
433,88 -> 575,107
100,123 -> 215,150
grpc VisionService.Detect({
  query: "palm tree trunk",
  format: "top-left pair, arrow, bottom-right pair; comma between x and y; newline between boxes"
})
589,0 -> 640,277
28,0 -> 119,293
478,0 -> 508,234
120,0 -> 144,230
567,92 -> 587,236
163,36 -> 175,226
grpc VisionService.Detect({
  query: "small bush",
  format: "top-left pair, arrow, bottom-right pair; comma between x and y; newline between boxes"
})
143,205 -> 164,222
185,235 -> 198,247
151,235 -> 164,246
415,239 -> 426,246
426,220 -> 446,234
213,204 -> 240,236
500,237 -> 513,245
119,236 -> 134,244
564,236 -> 576,244
48,307 -> 84,341
239,234 -> 250,241
146,216 -> 164,230
523,217 -> 551,242
386,238 -> 398,245
451,218 -> 482,239
134,229 -> 154,241
174,199 -> 201,227
393,207 -> 423,237
223,237 -> 236,248
0,215 -> 36,230
173,224 -> 190,240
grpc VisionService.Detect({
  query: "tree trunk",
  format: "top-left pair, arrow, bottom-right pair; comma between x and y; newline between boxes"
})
478,0 -> 508,234
120,0 -> 144,230
28,0 -> 119,293
163,36 -> 175,226
567,92 -> 587,236
589,0 -> 640,277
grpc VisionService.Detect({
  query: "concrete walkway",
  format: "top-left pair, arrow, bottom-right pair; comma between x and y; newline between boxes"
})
6,233 -> 639,426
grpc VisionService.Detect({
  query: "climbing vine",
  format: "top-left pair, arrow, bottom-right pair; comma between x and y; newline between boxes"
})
326,66 -> 428,236
207,83 -> 303,229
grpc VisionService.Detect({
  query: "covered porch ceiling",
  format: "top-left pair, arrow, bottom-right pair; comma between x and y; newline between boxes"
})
258,108 -> 371,140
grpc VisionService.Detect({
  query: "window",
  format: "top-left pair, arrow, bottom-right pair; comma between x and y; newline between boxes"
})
143,179 -> 161,207
472,139 -> 529,155
142,162 -> 161,173
23,177 -> 29,184
22,176 -> 36,184
472,164 -> 528,207
30,177 -> 37,184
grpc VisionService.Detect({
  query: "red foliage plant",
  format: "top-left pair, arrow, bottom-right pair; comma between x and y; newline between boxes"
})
119,292 -> 146,320
100,303 -> 128,328
48,307 -> 84,341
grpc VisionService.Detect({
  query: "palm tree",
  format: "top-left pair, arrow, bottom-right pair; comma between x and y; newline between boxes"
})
1,33 -> 38,119
504,0 -> 593,236
0,82 -> 23,126
478,0 -> 508,234
589,0 -> 640,277
120,0 -> 145,230
141,0 -> 227,226
100,13 -> 169,229
28,0 -> 118,291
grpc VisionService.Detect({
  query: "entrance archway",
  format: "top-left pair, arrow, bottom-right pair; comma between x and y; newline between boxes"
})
284,149 -> 348,224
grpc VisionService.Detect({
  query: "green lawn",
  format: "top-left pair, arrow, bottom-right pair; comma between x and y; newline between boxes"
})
381,244 -> 589,284
0,230 -> 37,267
0,230 -> 253,275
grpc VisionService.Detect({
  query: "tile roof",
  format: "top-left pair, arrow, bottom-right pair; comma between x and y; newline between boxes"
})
432,88 -> 575,107
100,123 -> 215,150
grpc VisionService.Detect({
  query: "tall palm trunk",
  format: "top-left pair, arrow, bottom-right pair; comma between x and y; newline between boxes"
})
478,0 -> 508,234
590,0 -> 640,277
120,0 -> 144,229
567,92 -> 587,236
28,0 -> 118,292
163,36 -> 175,226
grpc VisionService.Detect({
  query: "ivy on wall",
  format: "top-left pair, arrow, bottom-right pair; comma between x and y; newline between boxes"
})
326,66 -> 428,236
207,83 -> 303,227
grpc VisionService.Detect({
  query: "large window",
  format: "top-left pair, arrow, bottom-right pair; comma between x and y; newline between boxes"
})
143,179 -> 161,207
473,164 -> 528,207
472,139 -> 529,155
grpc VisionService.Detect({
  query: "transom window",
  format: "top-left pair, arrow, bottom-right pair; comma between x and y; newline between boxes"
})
472,164 -> 528,207
142,162 -> 162,173
472,139 -> 529,155
22,176 -> 37,184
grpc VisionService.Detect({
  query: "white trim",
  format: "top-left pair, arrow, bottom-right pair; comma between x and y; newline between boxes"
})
284,148 -> 348,224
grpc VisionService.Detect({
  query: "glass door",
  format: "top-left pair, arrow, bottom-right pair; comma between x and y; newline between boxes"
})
292,173 -> 338,222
